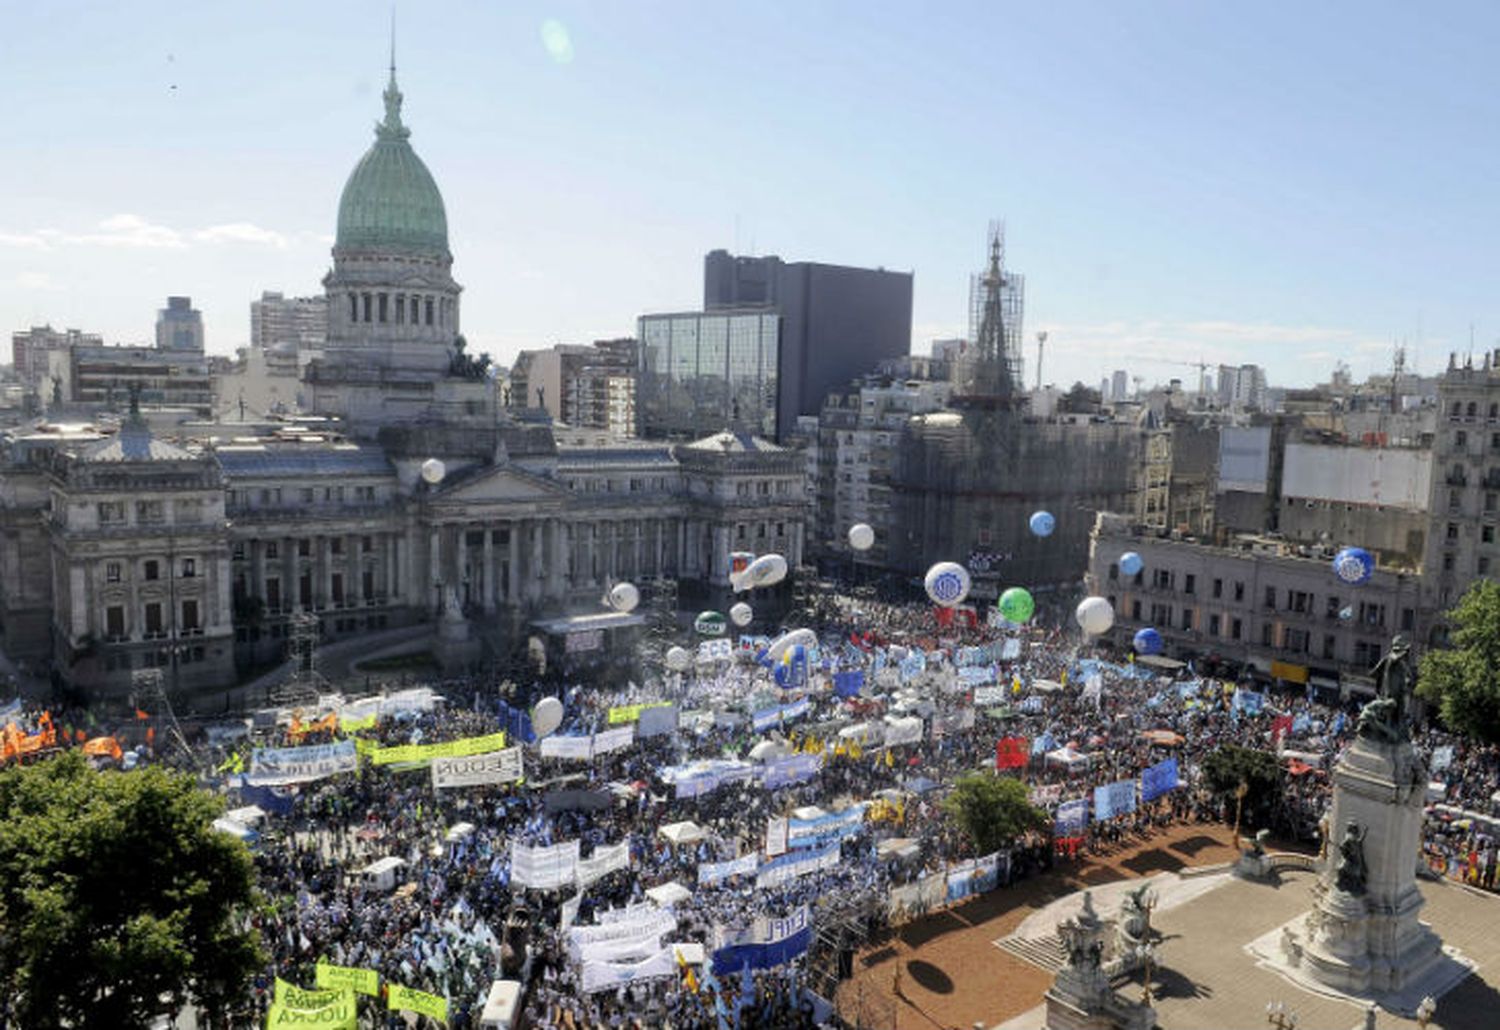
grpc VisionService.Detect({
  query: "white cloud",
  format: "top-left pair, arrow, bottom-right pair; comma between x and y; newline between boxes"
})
61,213 -> 186,248
194,222 -> 289,248
12,271 -> 58,291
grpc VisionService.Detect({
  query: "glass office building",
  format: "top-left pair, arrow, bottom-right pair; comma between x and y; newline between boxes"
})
637,310 -> 780,440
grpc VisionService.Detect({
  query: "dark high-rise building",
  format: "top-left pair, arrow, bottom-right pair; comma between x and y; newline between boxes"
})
701,250 -> 913,440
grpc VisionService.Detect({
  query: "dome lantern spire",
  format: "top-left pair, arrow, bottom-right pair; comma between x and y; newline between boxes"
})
378,15 -> 408,141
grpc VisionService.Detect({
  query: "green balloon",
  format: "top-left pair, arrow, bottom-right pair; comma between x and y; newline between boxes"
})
998,587 -> 1035,623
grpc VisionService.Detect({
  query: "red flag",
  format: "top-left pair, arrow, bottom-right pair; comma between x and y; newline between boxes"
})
1270,714 -> 1293,746
996,736 -> 1029,770
135,708 -> 150,721
934,606 -> 954,628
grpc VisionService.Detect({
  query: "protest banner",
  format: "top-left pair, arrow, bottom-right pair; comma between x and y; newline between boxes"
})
1140,758 -> 1180,803
266,988 -> 355,1028
430,747 -> 523,789
576,842 -> 630,887
698,852 -> 758,886
387,983 -> 448,1022
581,945 -> 678,994
249,740 -> 357,786
274,979 -> 339,1008
711,905 -> 811,976
510,840 -> 580,889
608,701 -> 671,724
637,704 -> 679,738
995,736 -> 1028,770
1055,798 -> 1089,838
765,816 -> 788,858
1093,778 -> 1138,821
368,731 -> 507,768
315,961 -> 380,997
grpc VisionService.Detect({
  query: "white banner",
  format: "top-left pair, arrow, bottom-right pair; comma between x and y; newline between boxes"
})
511,840 -> 580,889
580,945 -> 677,994
755,843 -> 840,889
540,735 -> 595,761
431,747 -> 523,789
766,816 -> 788,858
569,908 -> 677,956
248,739 -> 357,786
576,842 -> 630,887
592,726 -> 635,756
883,717 -> 923,747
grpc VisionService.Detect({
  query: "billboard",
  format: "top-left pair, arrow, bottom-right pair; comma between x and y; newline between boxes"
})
1217,426 -> 1272,494
1281,444 -> 1431,510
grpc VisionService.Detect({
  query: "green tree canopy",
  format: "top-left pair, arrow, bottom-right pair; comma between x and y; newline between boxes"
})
1418,579 -> 1500,744
942,771 -> 1052,854
0,752 -> 262,1029
1201,744 -> 1282,832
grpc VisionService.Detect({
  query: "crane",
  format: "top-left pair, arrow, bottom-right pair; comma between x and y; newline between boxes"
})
1131,356 -> 1213,397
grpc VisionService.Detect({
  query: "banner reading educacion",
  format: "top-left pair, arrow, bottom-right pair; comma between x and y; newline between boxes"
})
249,740 -> 358,786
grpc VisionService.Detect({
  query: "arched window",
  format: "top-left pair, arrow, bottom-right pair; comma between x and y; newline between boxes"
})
362,293 -> 372,322
425,297 -> 435,326
347,294 -> 357,322
378,293 -> 388,323
395,295 -> 405,324
1468,402 -> 1478,418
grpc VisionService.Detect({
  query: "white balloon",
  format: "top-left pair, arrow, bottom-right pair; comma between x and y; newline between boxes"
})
665,646 -> 692,672
764,628 -> 817,664
729,602 -> 753,626
923,561 -> 972,608
607,582 -> 640,613
420,458 -> 446,485
848,523 -> 875,552
531,696 -> 563,738
1075,596 -> 1115,636
734,553 -> 789,592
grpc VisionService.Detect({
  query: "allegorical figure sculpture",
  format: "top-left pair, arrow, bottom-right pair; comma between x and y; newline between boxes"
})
1358,635 -> 1415,744
1334,820 -> 1368,894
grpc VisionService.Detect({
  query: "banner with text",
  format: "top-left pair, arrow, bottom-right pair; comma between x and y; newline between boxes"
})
250,740 -> 357,786
431,747 -> 523,789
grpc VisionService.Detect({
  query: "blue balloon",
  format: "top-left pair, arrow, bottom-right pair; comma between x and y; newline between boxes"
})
1029,510 -> 1056,537
1332,547 -> 1374,586
1119,551 -> 1143,577
1133,628 -> 1163,656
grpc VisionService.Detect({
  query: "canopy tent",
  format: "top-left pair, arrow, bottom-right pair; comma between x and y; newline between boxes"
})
360,856 -> 407,891
904,776 -> 940,795
1140,730 -> 1185,747
211,817 -> 258,842
1045,747 -> 1092,773
1136,655 -> 1186,671
791,805 -> 827,821
1032,679 -> 1065,694
445,821 -> 476,843
224,805 -> 266,826
658,821 -> 707,846
876,837 -> 920,860
480,980 -> 523,1030
748,740 -> 789,762
645,881 -> 693,908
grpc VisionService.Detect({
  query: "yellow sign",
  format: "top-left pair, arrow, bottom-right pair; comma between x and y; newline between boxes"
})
315,961 -> 380,997
266,988 -> 355,1028
369,731 -> 507,768
387,983 -> 449,1023
1270,661 -> 1310,685
340,713 -> 378,733
608,702 -> 670,725
273,978 -> 339,1009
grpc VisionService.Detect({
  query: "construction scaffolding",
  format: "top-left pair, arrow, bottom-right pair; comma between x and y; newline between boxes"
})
130,667 -> 195,765
269,610 -> 325,707
956,221 -> 1026,408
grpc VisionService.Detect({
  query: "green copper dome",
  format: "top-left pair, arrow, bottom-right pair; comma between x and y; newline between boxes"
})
335,69 -> 449,257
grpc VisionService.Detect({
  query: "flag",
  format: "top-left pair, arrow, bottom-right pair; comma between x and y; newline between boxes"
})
676,945 -> 699,993
135,708 -> 149,720
884,748 -> 894,769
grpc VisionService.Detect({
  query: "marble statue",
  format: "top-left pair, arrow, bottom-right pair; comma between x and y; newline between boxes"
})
1334,820 -> 1368,895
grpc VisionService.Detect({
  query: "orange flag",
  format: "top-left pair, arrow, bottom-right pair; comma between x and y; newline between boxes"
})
82,736 -> 124,762
135,708 -> 150,721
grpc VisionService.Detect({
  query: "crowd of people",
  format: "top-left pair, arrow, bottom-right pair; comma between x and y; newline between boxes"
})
6,586 -> 1500,1028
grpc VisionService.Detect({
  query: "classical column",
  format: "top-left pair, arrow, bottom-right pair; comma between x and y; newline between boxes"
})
283,538 -> 297,611
506,523 -> 519,605
712,526 -> 729,581
677,519 -> 688,575
604,522 -> 618,582
482,528 -> 496,613
320,536 -> 333,609
214,552 -> 233,630
530,520 -> 545,602
349,534 -> 363,606
428,527 -> 441,612
633,519 -> 644,577
792,522 -> 805,567
550,520 -> 567,597
252,539 -> 266,601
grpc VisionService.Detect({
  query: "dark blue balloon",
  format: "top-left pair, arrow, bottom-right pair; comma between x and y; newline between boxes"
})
1332,547 -> 1374,586
1133,628 -> 1163,656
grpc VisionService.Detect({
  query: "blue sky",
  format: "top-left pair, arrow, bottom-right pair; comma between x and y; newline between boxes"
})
2,1 -> 1497,389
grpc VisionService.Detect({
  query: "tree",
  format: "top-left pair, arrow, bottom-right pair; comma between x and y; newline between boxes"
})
1058,381 -> 1102,415
942,771 -> 1051,854
1418,579 -> 1500,744
1201,744 -> 1282,831
0,752 -> 263,1029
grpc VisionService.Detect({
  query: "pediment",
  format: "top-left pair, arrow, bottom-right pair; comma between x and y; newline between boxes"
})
430,464 -> 569,506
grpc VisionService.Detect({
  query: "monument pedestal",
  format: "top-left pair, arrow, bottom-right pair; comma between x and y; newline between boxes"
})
1289,732 -> 1444,995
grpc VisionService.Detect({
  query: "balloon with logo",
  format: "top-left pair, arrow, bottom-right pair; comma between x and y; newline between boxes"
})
923,561 -> 972,608
998,586 -> 1035,624
1029,510 -> 1056,538
729,602 -> 753,627
775,644 -> 808,688
848,523 -> 875,552
665,646 -> 692,672
694,611 -> 727,636
763,627 -> 817,665
1075,596 -> 1114,636
1332,546 -> 1374,586
733,552 -> 789,593
606,582 -> 640,613
420,457 -> 446,485
1119,551 -> 1143,577
1132,627 -> 1163,656
531,696 -> 564,738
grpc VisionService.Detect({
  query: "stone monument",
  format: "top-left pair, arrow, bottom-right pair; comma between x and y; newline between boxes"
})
1044,893 -> 1154,1030
1288,635 -> 1445,995
435,583 -> 480,671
